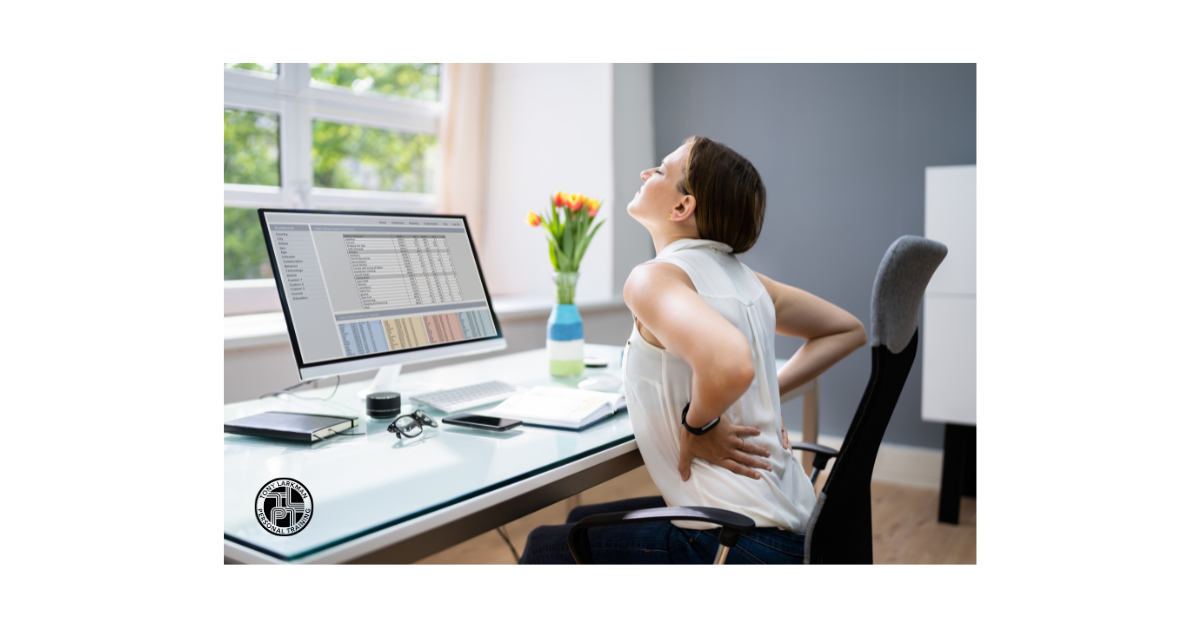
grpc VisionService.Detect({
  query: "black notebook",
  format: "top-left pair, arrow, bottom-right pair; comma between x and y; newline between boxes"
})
224,412 -> 358,442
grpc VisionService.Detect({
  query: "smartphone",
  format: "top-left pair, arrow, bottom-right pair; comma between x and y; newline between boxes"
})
443,414 -> 523,432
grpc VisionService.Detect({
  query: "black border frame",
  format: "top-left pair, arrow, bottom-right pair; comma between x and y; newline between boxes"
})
257,208 -> 505,377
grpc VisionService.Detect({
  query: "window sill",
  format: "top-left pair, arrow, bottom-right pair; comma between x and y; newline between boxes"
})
224,296 -> 628,351
225,312 -> 292,350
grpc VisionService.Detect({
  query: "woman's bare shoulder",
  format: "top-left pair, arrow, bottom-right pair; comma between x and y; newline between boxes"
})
625,260 -> 696,297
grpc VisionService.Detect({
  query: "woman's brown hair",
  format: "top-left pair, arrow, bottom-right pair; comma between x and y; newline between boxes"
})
677,136 -> 766,254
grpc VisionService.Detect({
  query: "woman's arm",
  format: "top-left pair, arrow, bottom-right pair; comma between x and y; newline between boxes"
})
624,263 -> 772,480
626,263 -> 754,416
755,272 -> 868,397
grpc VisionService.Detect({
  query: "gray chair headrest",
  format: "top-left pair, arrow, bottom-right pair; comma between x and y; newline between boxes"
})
870,236 -> 948,354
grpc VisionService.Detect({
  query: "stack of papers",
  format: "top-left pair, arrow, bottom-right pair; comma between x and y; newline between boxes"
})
480,386 -> 627,430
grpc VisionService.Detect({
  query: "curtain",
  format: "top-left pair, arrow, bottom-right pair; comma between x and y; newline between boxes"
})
435,63 -> 492,254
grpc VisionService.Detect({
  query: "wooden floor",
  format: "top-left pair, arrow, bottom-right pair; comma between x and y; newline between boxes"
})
417,463 -> 976,564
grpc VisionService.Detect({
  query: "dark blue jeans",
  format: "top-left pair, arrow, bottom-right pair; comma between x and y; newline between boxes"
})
518,496 -> 806,564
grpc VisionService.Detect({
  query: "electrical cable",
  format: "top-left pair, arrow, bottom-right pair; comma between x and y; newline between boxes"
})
496,525 -> 520,563
253,374 -> 365,442
257,375 -> 362,418
260,375 -> 341,401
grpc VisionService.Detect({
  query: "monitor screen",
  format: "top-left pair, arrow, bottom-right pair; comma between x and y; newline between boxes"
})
259,209 -> 504,379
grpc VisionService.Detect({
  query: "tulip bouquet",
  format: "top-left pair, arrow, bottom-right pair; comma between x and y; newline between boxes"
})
526,191 -> 604,304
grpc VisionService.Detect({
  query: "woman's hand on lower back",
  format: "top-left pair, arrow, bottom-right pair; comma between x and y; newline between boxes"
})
678,419 -> 772,482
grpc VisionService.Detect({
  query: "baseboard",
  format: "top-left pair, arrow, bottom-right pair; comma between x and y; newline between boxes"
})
812,436 -> 943,490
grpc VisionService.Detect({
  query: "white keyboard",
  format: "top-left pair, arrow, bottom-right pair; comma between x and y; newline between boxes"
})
410,380 -> 519,413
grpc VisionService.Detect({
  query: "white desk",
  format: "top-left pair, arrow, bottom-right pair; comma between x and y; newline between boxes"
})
223,344 -> 818,564
923,165 -> 977,524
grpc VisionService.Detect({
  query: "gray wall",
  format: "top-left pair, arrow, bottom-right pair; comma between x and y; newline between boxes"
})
652,63 -> 975,449
612,64 -> 658,297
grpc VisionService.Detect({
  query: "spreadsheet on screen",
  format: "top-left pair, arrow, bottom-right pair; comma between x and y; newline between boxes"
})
262,211 -> 499,365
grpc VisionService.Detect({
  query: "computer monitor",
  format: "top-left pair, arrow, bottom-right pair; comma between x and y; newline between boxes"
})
259,209 -> 506,397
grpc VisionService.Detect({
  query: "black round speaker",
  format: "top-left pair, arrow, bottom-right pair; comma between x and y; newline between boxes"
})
365,392 -> 403,419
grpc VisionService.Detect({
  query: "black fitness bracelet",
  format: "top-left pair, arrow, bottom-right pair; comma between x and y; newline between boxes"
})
681,402 -> 721,436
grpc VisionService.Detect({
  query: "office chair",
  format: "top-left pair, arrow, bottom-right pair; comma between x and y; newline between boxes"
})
567,235 -> 947,564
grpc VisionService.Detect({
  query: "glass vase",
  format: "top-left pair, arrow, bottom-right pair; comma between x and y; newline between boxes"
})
547,272 -> 584,377
553,271 -> 578,305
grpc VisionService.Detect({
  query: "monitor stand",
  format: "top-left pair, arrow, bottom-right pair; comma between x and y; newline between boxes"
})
357,364 -> 403,400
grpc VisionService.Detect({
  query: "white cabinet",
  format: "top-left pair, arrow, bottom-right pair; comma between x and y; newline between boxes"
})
922,165 -> 976,426
922,295 -> 976,424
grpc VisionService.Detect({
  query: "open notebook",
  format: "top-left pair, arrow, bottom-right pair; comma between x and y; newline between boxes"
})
479,386 -> 626,430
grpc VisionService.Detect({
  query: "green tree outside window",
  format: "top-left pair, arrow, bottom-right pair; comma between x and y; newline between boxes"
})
224,64 -> 441,281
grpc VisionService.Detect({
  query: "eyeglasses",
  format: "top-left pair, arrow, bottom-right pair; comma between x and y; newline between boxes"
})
387,409 -> 439,439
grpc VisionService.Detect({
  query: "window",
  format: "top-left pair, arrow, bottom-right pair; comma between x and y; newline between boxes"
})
224,63 -> 278,76
224,63 -> 443,315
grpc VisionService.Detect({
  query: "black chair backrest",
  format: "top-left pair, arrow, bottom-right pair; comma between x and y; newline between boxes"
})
804,236 -> 947,564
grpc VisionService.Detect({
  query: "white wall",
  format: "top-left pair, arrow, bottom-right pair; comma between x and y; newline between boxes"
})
481,64 -> 615,302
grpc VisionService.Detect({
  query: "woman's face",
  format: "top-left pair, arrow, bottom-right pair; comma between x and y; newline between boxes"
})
627,143 -> 690,225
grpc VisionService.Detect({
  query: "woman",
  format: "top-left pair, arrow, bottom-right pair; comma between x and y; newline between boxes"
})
519,136 -> 867,564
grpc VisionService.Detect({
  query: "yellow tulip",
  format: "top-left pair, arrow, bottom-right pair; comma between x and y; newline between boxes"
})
526,211 -> 541,227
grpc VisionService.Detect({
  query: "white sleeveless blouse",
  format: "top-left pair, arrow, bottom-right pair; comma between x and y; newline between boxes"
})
622,239 -> 816,532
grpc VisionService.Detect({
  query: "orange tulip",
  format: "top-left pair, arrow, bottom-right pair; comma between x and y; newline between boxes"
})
526,211 -> 541,227
566,193 -> 585,211
553,191 -> 566,208
586,198 -> 600,217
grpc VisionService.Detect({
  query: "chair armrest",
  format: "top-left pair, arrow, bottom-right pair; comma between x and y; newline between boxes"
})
792,442 -> 839,472
568,506 -> 755,564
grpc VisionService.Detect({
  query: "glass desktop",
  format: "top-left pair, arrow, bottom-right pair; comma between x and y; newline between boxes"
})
223,345 -> 634,562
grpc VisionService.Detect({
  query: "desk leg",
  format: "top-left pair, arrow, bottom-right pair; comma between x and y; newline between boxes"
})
938,424 -> 976,524
964,426 -> 976,498
800,380 -> 820,477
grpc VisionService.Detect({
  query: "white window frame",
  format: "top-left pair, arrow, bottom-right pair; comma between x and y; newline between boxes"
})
224,63 -> 443,315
